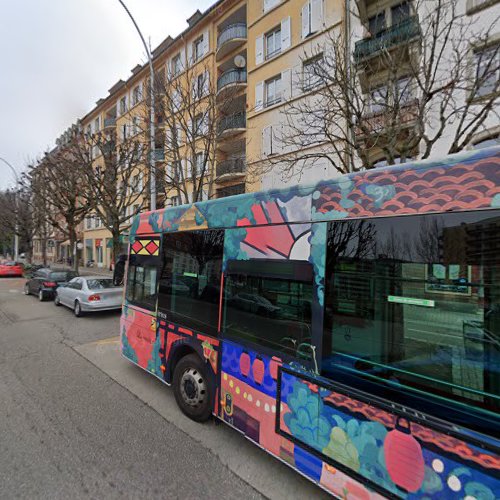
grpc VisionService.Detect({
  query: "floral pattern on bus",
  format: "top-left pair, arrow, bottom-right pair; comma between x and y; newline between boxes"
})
279,371 -> 500,499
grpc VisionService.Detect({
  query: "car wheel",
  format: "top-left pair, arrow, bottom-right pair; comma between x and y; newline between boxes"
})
38,289 -> 45,302
173,354 -> 212,422
54,295 -> 61,306
24,284 -> 30,296
74,301 -> 83,317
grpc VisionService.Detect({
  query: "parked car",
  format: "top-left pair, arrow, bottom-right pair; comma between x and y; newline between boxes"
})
55,276 -> 123,317
0,261 -> 24,277
24,268 -> 78,301
227,293 -> 281,317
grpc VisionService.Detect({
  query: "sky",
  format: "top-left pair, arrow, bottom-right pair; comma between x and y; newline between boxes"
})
0,0 -> 213,189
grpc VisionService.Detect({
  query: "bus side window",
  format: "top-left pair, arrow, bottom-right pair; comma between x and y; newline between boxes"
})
157,229 -> 224,336
322,211 -> 500,419
223,258 -> 314,357
126,262 -> 158,310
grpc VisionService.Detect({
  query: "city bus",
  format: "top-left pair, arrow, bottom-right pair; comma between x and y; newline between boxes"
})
115,146 -> 500,498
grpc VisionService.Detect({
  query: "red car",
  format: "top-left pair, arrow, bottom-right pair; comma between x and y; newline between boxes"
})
0,261 -> 24,277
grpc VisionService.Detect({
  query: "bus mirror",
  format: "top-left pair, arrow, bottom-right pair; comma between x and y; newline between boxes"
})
113,261 -> 125,286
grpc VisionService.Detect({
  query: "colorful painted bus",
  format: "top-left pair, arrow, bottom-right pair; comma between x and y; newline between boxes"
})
117,147 -> 500,498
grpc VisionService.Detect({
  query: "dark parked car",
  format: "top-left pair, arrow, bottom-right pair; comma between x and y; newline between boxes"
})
24,268 -> 78,301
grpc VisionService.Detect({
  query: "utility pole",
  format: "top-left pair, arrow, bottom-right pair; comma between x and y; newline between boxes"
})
0,156 -> 20,260
117,0 -> 156,211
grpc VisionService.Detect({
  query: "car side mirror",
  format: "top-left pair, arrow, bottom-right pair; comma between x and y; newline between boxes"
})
113,261 -> 125,286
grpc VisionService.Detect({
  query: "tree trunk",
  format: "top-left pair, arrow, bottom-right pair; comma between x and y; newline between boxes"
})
111,226 -> 122,272
69,227 -> 79,274
42,238 -> 47,267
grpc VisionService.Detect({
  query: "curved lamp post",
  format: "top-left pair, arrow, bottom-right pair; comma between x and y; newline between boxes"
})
0,156 -> 20,260
116,0 -> 156,211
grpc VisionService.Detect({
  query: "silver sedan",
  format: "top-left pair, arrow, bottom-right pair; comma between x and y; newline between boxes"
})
55,276 -> 124,317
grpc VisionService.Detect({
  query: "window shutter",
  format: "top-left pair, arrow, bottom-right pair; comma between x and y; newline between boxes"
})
310,0 -> 323,33
187,42 -> 193,65
176,124 -> 183,145
116,99 -> 121,117
165,127 -> 172,149
202,29 -> 210,55
262,125 -> 272,156
281,69 -> 291,100
138,82 -> 143,101
256,35 -> 264,65
302,2 -> 310,39
281,17 -> 291,50
255,81 -> 264,110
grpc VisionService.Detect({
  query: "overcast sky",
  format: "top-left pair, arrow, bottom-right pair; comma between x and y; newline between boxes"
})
0,0 -> 213,189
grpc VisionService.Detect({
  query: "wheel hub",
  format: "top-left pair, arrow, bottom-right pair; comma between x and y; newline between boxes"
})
180,368 -> 206,408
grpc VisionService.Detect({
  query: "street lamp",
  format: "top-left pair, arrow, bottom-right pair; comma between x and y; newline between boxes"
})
0,156 -> 20,260
116,0 -> 156,212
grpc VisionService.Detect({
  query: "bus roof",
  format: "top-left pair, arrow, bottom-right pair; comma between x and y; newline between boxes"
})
131,146 -> 500,239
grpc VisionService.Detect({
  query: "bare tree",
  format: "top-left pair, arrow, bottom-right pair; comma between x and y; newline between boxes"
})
151,58 -> 220,204
29,140 -> 90,273
258,0 -> 499,179
64,116 -> 150,267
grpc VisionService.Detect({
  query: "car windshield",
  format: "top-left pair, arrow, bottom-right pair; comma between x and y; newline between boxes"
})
50,272 -> 77,282
86,279 -> 119,290
3,261 -> 18,266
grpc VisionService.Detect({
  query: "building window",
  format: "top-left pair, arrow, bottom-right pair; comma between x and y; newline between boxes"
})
119,96 -> 127,115
265,75 -> 282,107
368,12 -> 386,35
302,54 -> 323,91
194,152 -> 204,177
474,43 -> 500,98
172,53 -> 182,76
367,84 -> 388,114
94,117 -> 100,133
265,26 -> 281,59
158,230 -> 224,336
132,85 -> 142,105
193,36 -> 204,61
391,1 -> 410,26
302,0 -> 323,39
171,195 -> 180,206
195,73 -> 205,99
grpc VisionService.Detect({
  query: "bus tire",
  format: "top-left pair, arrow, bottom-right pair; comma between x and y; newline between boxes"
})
173,353 -> 212,423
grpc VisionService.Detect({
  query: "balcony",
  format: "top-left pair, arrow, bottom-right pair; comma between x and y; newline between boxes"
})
355,99 -> 419,139
216,158 -> 246,179
104,117 -> 116,128
354,16 -> 421,63
217,69 -> 247,99
216,24 -> 247,61
217,112 -> 246,138
216,183 -> 245,198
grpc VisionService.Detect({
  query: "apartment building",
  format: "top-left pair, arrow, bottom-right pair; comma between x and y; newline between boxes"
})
246,0 -> 344,189
39,0 -> 498,268
349,0 -> 500,168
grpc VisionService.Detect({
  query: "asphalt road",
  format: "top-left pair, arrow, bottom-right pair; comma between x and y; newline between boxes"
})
0,277 -> 327,500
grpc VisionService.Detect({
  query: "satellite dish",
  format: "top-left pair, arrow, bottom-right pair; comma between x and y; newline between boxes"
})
234,55 -> 246,68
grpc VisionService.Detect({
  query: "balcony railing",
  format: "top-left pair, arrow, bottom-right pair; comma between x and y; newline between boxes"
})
216,183 -> 245,198
217,112 -> 246,135
216,158 -> 246,177
217,23 -> 247,50
104,117 -> 116,128
354,16 -> 421,62
217,69 -> 247,93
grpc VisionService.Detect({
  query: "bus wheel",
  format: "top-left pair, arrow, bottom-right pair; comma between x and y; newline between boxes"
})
173,354 -> 212,422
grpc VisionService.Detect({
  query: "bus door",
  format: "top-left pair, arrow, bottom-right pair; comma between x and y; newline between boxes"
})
121,237 -> 161,371
220,222 -> 322,454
